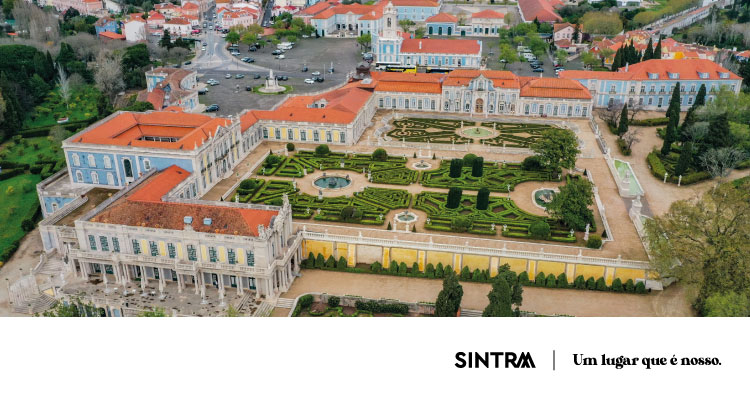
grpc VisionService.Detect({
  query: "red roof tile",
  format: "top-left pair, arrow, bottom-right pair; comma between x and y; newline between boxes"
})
519,0 -> 562,23
519,77 -> 591,99
99,31 -> 126,40
443,70 -> 520,88
426,12 -> 458,23
390,0 -> 439,6
471,9 -> 504,19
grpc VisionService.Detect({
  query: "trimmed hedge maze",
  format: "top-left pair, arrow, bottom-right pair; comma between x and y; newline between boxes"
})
243,179 -> 411,225
414,192 -> 575,243
385,117 -> 565,148
387,117 -> 472,144
421,160 -> 557,192
258,151 -> 418,185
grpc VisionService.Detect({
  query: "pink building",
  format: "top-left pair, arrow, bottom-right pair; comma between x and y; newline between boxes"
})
222,10 -> 256,28
50,0 -> 103,15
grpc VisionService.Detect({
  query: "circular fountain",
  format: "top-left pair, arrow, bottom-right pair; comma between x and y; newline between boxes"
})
532,188 -> 558,210
411,160 -> 432,170
313,174 -> 351,191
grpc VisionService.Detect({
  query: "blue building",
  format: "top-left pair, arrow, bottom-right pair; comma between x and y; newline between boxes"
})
425,12 -> 457,36
94,17 -> 119,37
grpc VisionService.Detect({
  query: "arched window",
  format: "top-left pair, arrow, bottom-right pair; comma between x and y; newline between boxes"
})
387,18 -> 391,28
143,159 -> 151,171
87,154 -> 96,168
103,156 -> 111,169
123,159 -> 133,178
72,154 -> 80,166
75,171 -> 83,182
91,171 -> 99,184
107,173 -> 114,186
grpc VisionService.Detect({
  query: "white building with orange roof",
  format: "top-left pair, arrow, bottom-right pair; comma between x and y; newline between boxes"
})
164,17 -> 192,36
147,11 -> 167,29
123,14 -> 147,42
425,12 -> 457,36
138,67 -> 200,113
470,9 -> 505,36
155,2 -> 181,18
182,0 -> 214,16
222,10 -> 257,28
50,0 -> 103,15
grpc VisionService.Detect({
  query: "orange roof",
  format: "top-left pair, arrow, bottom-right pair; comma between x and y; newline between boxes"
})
519,77 -> 591,99
299,0 -> 339,15
72,110 -> 232,150
519,0 -> 561,23
736,50 -> 750,58
555,39 -> 571,48
91,166 -> 279,237
400,38 -> 480,55
426,12 -> 458,23
376,81 -> 442,94
148,11 -> 166,20
146,90 -> 165,110
99,31 -> 126,40
182,2 -> 199,10
312,8 -> 335,19
471,9 -> 504,19
443,70 -> 520,89
390,0 -> 439,6
553,22 -> 574,32
166,17 -> 190,25
252,86 -> 373,124
558,70 -> 631,81
559,59 -> 741,82
240,111 -> 259,131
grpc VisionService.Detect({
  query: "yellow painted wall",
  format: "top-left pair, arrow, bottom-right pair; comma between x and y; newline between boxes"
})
615,267 -> 647,283
238,248 -> 245,264
463,254 -> 489,271
347,245 -> 356,267
158,241 -> 166,256
140,240 -> 148,256
490,257 -> 499,277
336,243 -> 348,260
426,251 -> 453,268
305,240 -> 333,259
176,244 -> 184,260
500,257 -> 527,275
575,264 -> 606,280
390,248 -> 418,266
382,247 -> 390,266
200,245 -> 207,262
417,250 -> 426,271
537,261 -> 565,277
218,246 -> 227,263
452,254 -> 461,273
528,260 -> 536,278
294,128 -> 300,140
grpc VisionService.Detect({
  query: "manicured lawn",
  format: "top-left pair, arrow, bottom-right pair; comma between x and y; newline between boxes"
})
22,85 -> 99,130
0,174 -> 41,261
421,160 -> 558,192
0,137 -> 61,166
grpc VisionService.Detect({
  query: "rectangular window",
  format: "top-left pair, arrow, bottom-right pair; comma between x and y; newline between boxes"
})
274,130 -> 280,140
286,130 -> 293,140
187,245 -> 197,261
340,132 -> 346,143
88,235 -> 97,251
313,131 -> 319,141
228,249 -> 236,265
246,250 -> 255,266
326,131 -> 332,142
149,241 -> 158,257
301,130 -> 307,141
112,237 -> 120,253
99,236 -> 109,252
209,246 -> 217,262
132,240 -> 141,255
168,243 -> 176,259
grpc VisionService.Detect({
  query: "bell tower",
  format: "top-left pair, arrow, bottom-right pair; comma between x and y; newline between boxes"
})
382,1 -> 398,39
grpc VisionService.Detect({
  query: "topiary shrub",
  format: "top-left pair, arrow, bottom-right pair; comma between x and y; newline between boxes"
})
425,263 -> 435,278
611,278 -> 623,292
411,262 -> 421,277
595,277 -> 608,291
372,148 -> 388,161
574,275 -> 586,289
371,261 -> 382,273
286,143 -> 295,151
535,272 -> 546,286
635,281 -> 647,294
389,261 -> 399,275
337,256 -> 347,270
625,279 -> 635,293
411,225 -> 416,233
21,219 -> 35,232
557,273 -> 568,288
586,234 -> 602,249
476,187 -> 490,210
315,144 -> 330,156
265,154 -> 281,167
546,273 -> 557,288
298,294 -> 314,309
521,155 -> 544,171
387,221 -> 392,230
325,255 -> 336,269
462,153 -> 477,166
315,253 -> 325,269
449,158 -> 463,178
398,262 -> 408,276
446,187 -> 462,209
586,277 -> 596,290
529,220 -> 551,239
436,263 -> 444,278
450,216 -> 472,232
518,271 -> 530,285
471,157 -> 484,177
472,268 -> 483,282
327,296 -> 340,308
460,266 -> 471,280
239,179 -> 257,191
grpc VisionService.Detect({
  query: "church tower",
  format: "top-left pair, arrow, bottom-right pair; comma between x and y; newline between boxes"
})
373,1 -> 403,64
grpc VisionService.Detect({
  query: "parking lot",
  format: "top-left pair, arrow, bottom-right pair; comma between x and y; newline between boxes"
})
197,37 -> 363,115
479,37 -> 584,78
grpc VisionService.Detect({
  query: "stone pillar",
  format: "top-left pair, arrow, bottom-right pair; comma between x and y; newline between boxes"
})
194,272 -> 201,295
236,275 -> 243,296
102,265 -> 108,285
158,267 -> 165,290
177,272 -> 184,294
140,265 -> 147,292
81,262 -> 89,279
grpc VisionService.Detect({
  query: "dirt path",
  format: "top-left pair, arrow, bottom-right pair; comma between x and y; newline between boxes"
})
278,269 -> 694,317
0,229 -> 44,317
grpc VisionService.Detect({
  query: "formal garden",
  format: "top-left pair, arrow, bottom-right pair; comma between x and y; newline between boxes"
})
292,294 -> 414,317
420,155 -> 558,192
385,116 -> 567,148
22,85 -> 100,131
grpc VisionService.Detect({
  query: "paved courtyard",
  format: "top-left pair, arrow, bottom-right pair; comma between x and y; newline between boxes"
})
276,269 -> 694,317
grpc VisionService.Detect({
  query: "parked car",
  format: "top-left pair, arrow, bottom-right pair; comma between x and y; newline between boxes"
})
271,50 -> 282,55
275,54 -> 285,59
278,75 -> 288,81
249,46 -> 257,51
198,88 -> 208,94
327,67 -> 334,73
235,74 -> 245,79
245,86 -> 253,91
302,34 -> 309,38
253,74 -> 261,79
304,78 -> 315,84
205,104 -> 219,112
532,67 -> 544,73
231,51 -> 240,56
241,57 -> 251,62
184,61 -> 191,65
225,74 -> 231,79
301,66 -> 308,72
315,76 -> 324,82
245,58 -> 254,63
206,79 -> 219,85
311,71 -> 321,76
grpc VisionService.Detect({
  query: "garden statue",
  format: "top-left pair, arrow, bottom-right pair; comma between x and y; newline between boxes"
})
340,160 -> 345,168
490,223 -> 495,231
426,218 -> 430,224
303,168 -> 307,176
235,194 -> 239,203
569,229 -> 574,238
378,214 -> 383,220
306,207 -> 311,214
292,179 -> 296,190
584,224 -> 590,241
678,175 -> 682,187
261,167 -> 265,174
663,172 -> 668,183
316,208 -> 321,215
503,224 -> 507,232
318,190 -> 323,200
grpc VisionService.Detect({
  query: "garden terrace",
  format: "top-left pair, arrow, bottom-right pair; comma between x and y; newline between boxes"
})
421,160 -> 558,192
257,151 -> 418,185
414,192 -> 576,243
243,180 -> 411,226
387,117 -> 472,144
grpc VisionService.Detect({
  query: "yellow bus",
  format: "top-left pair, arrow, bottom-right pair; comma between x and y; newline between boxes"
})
385,65 -> 417,73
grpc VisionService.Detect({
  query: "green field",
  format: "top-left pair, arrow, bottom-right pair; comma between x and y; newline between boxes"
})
22,85 -> 99,130
0,174 -> 41,261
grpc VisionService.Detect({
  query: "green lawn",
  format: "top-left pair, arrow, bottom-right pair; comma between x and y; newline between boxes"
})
0,174 -> 41,261
0,137 -> 61,166
22,85 -> 99,130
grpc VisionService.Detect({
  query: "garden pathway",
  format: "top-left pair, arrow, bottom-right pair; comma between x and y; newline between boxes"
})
275,269 -> 694,317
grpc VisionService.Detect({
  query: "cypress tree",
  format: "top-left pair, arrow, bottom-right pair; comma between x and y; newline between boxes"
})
618,103 -> 629,135
644,37 -> 654,60
45,51 -> 55,77
435,271 -> 463,317
654,37 -> 662,59
611,47 -> 622,71
449,158 -> 463,178
0,74 -> 22,142
694,84 -> 706,107
482,276 -> 513,317
661,120 -> 677,156
471,156 -> 484,177
674,141 -> 692,176
446,187 -> 462,209
476,187 -> 490,210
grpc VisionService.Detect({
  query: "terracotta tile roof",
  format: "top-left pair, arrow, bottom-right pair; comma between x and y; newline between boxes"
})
95,17 -> 116,27
736,50 -> 750,58
426,12 -> 458,23
400,38 -> 481,55
99,31 -> 126,40
72,110 -> 231,150
312,8 -> 336,19
91,166 -> 279,237
144,89 -> 166,110
553,22 -> 573,32
300,0 -> 339,15
519,77 -> 591,99
370,71 -> 445,83
443,70 -> 520,88
471,9 -> 504,19
253,86 -> 373,124
624,59 -> 741,81
518,0 -> 562,23
182,2 -> 199,9
240,110 -> 259,131
376,81 -> 442,93
148,11 -> 166,20
555,39 -> 571,48
558,70 -> 632,81
390,0 -> 439,6
166,17 -> 190,25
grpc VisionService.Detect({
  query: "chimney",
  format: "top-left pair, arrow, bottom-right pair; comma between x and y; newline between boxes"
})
419,41 -> 422,49
625,62 -> 629,72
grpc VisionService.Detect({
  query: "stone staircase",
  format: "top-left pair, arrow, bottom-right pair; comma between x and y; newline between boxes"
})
236,292 -> 254,313
460,309 -> 483,317
36,257 -> 65,276
10,275 -> 57,314
252,299 -> 276,317
12,293 -> 57,315
275,297 -> 295,309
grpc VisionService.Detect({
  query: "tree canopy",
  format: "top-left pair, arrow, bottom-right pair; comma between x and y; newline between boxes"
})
546,177 -> 594,231
530,129 -> 580,171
